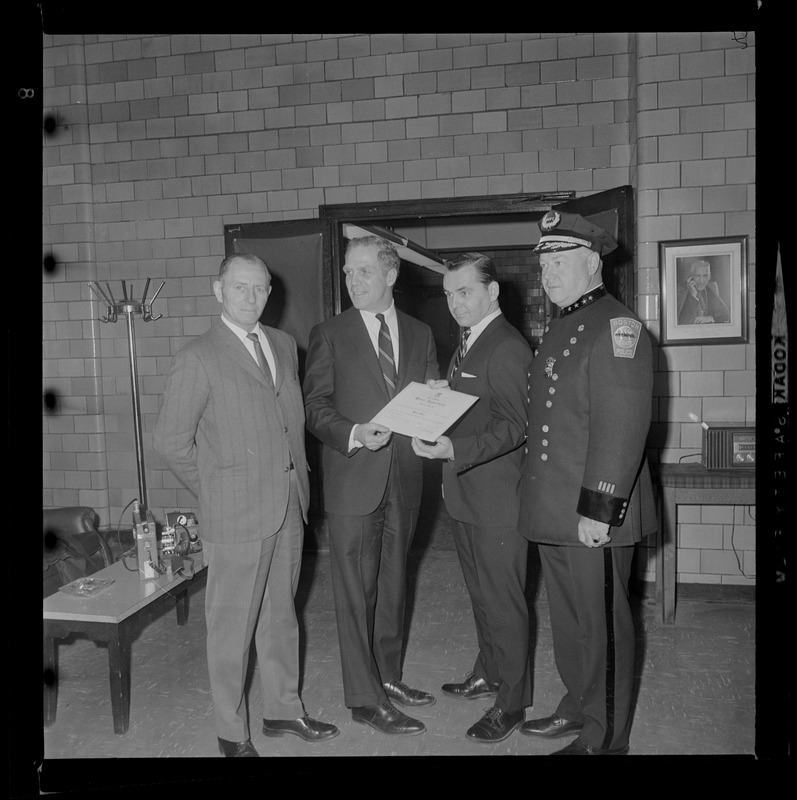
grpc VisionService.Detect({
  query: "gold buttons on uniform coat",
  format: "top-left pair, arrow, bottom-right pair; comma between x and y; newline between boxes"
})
563,349 -> 570,356
542,425 -> 549,432
542,439 -> 548,446
549,387 -> 556,394
541,453 -> 548,461
578,325 -> 585,331
546,400 -> 552,407
570,337 -> 577,344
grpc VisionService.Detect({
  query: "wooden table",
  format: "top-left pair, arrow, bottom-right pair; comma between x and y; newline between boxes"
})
655,464 -> 755,625
43,553 -> 206,734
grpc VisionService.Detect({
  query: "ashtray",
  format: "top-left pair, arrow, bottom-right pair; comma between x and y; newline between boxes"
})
58,577 -> 115,597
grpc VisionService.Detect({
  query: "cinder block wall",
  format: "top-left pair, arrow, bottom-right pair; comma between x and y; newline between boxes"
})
42,32 -> 755,585
633,33 -> 756,586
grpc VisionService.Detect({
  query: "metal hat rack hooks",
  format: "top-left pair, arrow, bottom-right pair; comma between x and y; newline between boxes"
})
88,278 -> 166,512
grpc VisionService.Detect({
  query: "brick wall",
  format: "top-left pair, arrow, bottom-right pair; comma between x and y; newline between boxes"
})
491,250 -> 544,346
42,32 -> 755,584
633,33 -> 756,586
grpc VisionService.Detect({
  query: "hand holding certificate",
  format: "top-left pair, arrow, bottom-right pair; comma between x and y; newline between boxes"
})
370,381 -> 478,442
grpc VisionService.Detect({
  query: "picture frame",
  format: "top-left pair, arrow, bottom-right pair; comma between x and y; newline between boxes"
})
659,235 -> 748,346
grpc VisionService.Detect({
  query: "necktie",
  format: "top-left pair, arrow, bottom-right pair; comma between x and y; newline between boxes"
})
450,327 -> 470,380
247,331 -> 273,384
376,313 -> 397,397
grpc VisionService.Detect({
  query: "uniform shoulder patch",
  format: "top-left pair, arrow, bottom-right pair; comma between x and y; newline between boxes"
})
610,317 -> 642,358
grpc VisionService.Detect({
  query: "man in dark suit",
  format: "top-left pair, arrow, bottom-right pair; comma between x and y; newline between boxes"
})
517,211 -> 655,755
154,253 -> 338,757
303,235 -> 439,735
412,253 -> 532,743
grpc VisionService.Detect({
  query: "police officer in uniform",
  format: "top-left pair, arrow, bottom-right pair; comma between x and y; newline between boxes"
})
518,211 -> 655,755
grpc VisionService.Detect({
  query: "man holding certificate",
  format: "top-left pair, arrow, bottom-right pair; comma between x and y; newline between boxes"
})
304,235 -> 439,736
412,253 -> 533,743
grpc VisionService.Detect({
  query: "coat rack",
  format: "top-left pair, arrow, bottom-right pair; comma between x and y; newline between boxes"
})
87,279 -> 165,511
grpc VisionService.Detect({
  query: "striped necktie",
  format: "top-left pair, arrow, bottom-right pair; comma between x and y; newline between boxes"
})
450,327 -> 471,380
376,313 -> 397,397
246,331 -> 273,385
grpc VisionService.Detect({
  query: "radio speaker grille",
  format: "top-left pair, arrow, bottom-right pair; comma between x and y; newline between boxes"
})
701,423 -> 755,469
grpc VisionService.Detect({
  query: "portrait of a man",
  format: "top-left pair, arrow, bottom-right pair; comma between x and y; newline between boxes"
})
676,258 -> 731,325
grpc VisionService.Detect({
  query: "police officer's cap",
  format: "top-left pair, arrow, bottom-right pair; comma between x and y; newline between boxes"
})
533,210 -> 618,256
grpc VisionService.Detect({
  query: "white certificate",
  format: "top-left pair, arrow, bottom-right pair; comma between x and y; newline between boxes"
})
370,381 -> 478,441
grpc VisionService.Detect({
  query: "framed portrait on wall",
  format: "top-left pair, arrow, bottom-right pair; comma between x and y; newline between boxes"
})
659,235 -> 749,345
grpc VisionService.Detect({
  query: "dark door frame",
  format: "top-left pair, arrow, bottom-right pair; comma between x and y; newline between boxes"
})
319,191 -> 579,314
320,187 -> 635,312
555,186 -> 636,310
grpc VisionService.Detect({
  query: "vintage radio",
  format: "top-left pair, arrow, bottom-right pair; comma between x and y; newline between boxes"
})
701,422 -> 756,469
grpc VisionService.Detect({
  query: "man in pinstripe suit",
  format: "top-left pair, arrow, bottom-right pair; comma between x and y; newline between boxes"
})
154,254 -> 338,757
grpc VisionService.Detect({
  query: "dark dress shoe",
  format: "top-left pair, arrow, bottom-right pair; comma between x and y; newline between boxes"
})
383,680 -> 436,707
519,713 -> 583,739
441,673 -> 501,700
262,714 -> 339,741
217,737 -> 259,757
466,706 -> 525,743
351,701 -> 426,735
550,737 -> 630,755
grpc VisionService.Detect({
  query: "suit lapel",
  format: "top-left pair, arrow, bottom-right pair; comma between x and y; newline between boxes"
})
214,322 -> 273,390
452,315 -> 503,381
346,308 -> 391,399
261,328 -> 284,392
396,310 -> 413,391
465,316 -> 503,361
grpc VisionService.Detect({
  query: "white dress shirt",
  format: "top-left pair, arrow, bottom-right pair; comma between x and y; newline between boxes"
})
349,302 -> 400,450
461,308 -> 502,354
358,303 -> 400,368
221,314 -> 277,383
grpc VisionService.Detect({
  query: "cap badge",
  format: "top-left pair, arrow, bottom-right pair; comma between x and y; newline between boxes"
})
540,210 -> 561,231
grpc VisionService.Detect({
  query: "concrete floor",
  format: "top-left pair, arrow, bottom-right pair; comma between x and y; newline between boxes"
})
37,525 -> 759,780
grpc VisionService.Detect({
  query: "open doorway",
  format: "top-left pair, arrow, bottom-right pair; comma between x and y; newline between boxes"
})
321,187 -> 634,374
